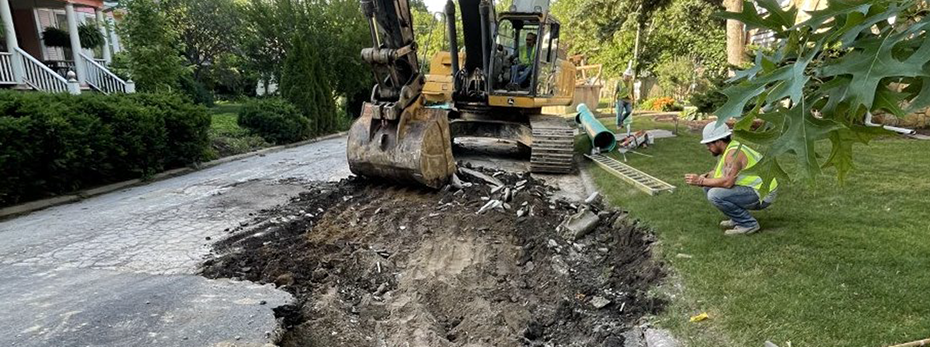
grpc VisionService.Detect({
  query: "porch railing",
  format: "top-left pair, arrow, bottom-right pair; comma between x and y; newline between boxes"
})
17,48 -> 69,93
0,53 -> 15,84
80,53 -> 133,94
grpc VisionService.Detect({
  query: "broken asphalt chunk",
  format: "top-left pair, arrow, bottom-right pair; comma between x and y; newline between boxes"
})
459,167 -> 504,187
590,296 -> 611,309
477,200 -> 502,214
558,206 -> 599,241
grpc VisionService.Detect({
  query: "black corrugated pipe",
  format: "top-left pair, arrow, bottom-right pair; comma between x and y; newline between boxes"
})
444,0 -> 459,78
478,0 -> 490,81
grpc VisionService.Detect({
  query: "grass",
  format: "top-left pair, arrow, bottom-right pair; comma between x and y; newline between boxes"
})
209,101 -> 246,115
208,102 -> 269,158
587,116 -> 930,347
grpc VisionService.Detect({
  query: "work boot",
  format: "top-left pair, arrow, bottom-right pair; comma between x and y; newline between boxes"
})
724,225 -> 760,235
719,220 -> 736,229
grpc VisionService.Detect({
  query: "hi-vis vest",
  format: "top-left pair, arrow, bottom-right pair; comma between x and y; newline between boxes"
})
713,141 -> 778,194
519,45 -> 535,66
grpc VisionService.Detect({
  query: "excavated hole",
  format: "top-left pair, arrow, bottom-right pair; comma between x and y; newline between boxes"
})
201,164 -> 666,346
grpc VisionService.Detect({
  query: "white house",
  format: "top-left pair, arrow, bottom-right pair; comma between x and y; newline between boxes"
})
1,0 -> 132,94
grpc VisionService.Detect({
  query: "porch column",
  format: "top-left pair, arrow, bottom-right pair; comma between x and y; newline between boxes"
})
65,3 -> 87,83
107,17 -> 120,53
95,9 -> 111,64
0,0 -> 24,83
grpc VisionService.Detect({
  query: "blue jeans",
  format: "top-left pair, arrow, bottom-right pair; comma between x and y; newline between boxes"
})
511,65 -> 532,85
616,99 -> 632,127
704,186 -> 776,228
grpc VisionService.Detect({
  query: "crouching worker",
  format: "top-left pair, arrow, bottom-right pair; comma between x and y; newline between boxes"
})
684,123 -> 778,235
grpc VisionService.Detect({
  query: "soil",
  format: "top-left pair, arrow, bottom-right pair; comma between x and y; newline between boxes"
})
201,164 -> 665,347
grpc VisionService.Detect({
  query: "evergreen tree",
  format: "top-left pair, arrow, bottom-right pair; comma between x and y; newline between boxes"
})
280,33 -> 335,135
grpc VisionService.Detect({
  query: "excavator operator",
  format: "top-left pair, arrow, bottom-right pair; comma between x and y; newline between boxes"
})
510,32 -> 537,88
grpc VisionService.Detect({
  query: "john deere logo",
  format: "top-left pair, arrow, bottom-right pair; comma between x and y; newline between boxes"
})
508,98 -> 514,105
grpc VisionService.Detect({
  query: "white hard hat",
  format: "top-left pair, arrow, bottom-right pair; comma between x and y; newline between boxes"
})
623,67 -> 634,77
700,122 -> 732,144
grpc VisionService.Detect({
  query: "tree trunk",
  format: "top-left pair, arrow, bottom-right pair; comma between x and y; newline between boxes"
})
725,0 -> 745,70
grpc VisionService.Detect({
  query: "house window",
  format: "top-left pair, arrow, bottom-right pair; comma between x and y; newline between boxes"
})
35,8 -> 67,61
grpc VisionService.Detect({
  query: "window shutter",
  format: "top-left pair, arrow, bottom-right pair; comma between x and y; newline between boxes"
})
36,9 -> 65,61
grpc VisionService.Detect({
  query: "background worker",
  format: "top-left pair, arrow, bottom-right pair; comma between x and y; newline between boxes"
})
684,123 -> 778,235
510,32 -> 537,87
614,69 -> 635,134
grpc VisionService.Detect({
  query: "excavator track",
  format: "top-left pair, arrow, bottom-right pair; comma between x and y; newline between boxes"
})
529,115 -> 575,173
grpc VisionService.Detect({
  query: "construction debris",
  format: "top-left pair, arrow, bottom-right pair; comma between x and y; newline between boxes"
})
477,199 -> 502,214
689,312 -> 710,322
590,296 -> 612,309
458,167 -> 504,187
558,206 -> 600,241
202,164 -> 665,346
584,191 -> 600,204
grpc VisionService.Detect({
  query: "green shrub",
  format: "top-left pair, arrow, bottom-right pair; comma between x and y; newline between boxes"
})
688,77 -> 728,115
208,112 -> 270,158
126,93 -> 211,167
179,74 -> 215,107
655,57 -> 698,101
238,98 -> 311,144
0,91 -> 210,206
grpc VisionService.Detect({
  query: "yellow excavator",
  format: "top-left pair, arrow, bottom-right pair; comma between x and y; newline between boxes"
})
347,0 -> 576,188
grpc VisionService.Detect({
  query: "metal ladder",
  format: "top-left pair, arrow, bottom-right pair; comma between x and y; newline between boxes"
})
585,153 -> 676,195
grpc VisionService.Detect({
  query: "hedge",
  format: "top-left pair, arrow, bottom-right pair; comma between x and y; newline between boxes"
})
238,98 -> 311,145
0,91 -> 210,207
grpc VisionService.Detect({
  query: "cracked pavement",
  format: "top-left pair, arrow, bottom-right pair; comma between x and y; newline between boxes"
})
0,136 -> 350,347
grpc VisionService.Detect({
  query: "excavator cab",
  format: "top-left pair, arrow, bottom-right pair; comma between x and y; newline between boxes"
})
490,14 -> 568,97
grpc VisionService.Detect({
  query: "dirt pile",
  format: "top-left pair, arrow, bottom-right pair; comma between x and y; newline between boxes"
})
202,164 -> 665,346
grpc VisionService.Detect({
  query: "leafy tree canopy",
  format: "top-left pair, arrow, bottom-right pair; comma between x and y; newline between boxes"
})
551,0 -> 727,81
117,0 -> 189,93
716,0 -> 930,189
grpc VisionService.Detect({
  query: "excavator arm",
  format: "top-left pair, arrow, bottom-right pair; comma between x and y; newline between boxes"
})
358,0 -> 421,120
347,0 -> 456,188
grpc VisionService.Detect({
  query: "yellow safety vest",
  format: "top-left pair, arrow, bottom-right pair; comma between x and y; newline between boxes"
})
713,141 -> 778,194
519,45 -> 535,65
615,79 -> 632,100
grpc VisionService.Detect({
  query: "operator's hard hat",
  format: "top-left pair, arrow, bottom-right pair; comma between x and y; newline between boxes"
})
623,67 -> 634,77
700,122 -> 732,144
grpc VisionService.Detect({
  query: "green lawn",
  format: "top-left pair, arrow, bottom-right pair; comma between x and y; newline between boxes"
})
208,103 -> 269,158
209,101 -> 245,115
588,117 -> 930,347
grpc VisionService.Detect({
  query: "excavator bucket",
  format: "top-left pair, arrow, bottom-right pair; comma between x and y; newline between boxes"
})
347,102 -> 456,188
